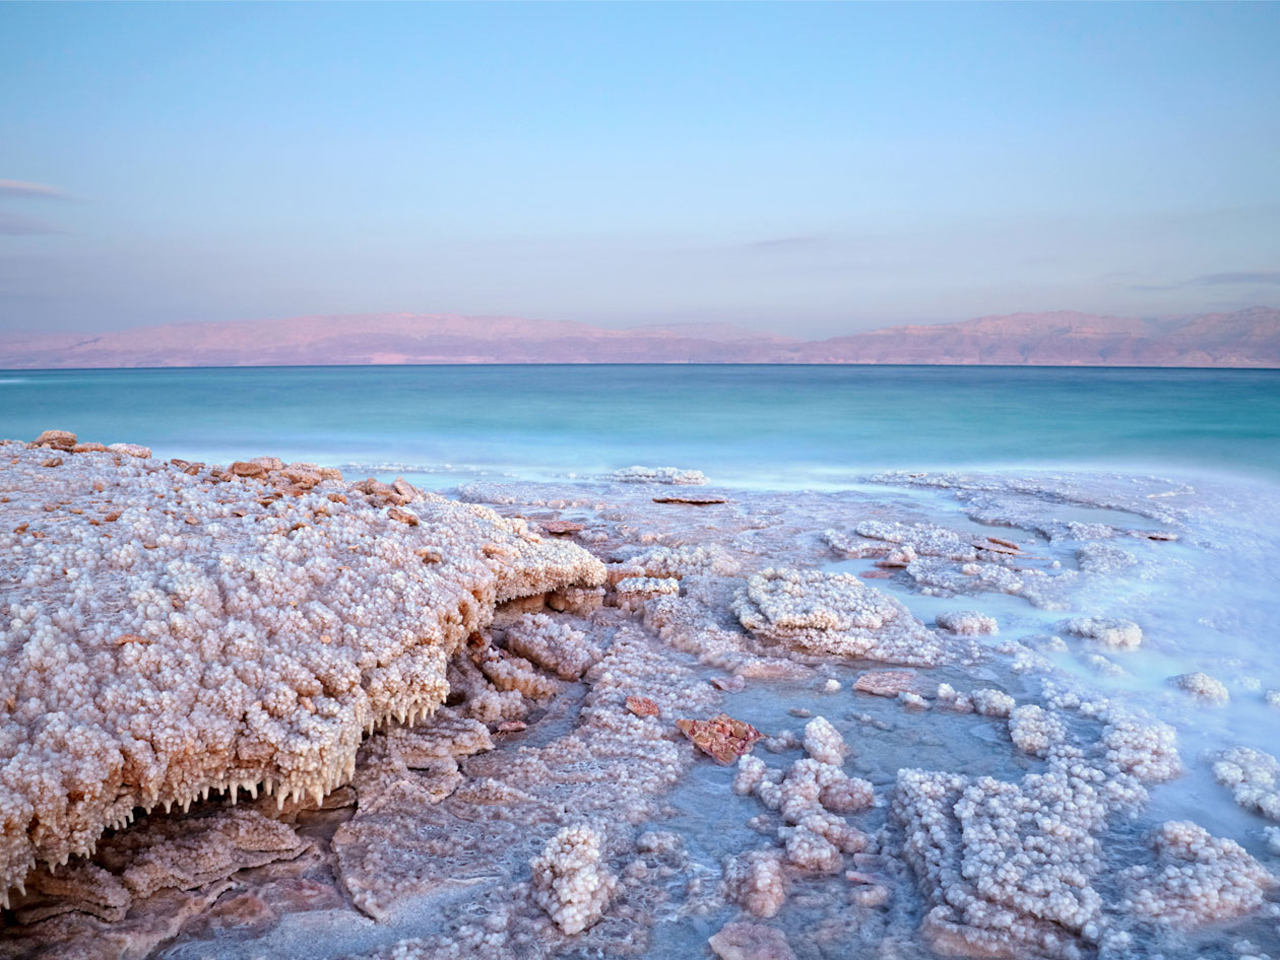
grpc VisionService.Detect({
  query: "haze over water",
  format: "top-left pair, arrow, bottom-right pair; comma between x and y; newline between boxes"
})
3,364 -> 1279,486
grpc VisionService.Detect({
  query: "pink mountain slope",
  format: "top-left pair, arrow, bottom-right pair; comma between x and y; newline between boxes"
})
0,308 -> 1276,368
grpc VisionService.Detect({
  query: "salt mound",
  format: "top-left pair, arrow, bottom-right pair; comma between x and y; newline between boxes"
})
1064,617 -> 1143,650
1121,820 -> 1274,928
608,465 -> 707,485
0,443 -> 605,901
732,568 -> 945,666
1213,747 -> 1280,820
529,824 -> 617,934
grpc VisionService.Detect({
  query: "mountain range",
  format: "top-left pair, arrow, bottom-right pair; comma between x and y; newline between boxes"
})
1,307 -> 1277,368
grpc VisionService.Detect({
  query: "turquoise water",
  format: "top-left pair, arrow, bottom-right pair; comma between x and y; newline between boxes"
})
2,365 -> 1279,486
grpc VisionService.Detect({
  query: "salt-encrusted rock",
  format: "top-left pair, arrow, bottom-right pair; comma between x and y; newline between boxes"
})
1100,712 -> 1182,782
529,825 -> 617,935
850,520 -> 978,561
733,568 -> 945,666
709,920 -> 796,960
614,543 -> 740,579
502,613 -> 601,680
721,851 -> 788,919
971,688 -> 1016,717
32,430 -> 76,451
935,609 -> 998,636
1265,825 -> 1280,855
894,764 -> 1112,959
1213,747 -> 1280,820
677,714 -> 762,765
1120,820 -> 1274,928
853,669 -> 924,697
802,716 -> 848,766
608,465 -> 707,485
733,755 -> 768,796
1063,617 -> 1143,650
108,442 -> 152,459
1168,671 -> 1229,704
0,444 -> 606,900
1008,705 -> 1066,758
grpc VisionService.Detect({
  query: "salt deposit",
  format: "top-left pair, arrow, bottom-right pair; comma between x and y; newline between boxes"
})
2,444 -> 1278,959
0,441 -> 604,902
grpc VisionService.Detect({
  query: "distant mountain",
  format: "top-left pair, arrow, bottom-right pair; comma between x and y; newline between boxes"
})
1,307 -> 1277,368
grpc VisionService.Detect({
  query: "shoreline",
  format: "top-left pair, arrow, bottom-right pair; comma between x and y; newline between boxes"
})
1,433 -> 1278,959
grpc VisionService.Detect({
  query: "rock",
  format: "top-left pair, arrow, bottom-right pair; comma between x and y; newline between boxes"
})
853,670 -> 925,698
108,443 -> 151,459
230,460 -> 267,479
709,921 -> 797,960
677,713 -> 762,765
626,696 -> 660,718
541,519 -> 585,535
40,457 -> 63,468
72,443 -> 108,453
387,507 -> 420,527
33,430 -> 76,451
652,495 -> 729,505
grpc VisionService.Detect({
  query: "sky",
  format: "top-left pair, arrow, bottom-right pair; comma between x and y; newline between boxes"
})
1,2 -> 1278,337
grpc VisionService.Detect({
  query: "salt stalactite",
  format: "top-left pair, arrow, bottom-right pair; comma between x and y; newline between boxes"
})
0,440 -> 606,901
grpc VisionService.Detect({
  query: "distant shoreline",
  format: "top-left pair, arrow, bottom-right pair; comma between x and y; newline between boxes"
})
3,306 -> 1276,369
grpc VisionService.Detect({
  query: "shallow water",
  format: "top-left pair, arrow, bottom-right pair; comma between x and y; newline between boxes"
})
3,364 -> 1280,485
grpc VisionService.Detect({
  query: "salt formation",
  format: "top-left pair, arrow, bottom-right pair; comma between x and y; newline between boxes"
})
731,718 -> 873,886
612,542 -> 740,578
1007,705 -> 1066,758
732,568 -> 945,666
801,716 -> 847,766
0,441 -> 605,900
893,765 -> 1113,958
1120,821 -> 1274,928
709,921 -> 796,960
1213,748 -> 1280,820
1169,671 -> 1230,704
971,688 -> 1016,717
721,850 -> 788,919
529,825 -> 617,934
607,465 -> 707,485
1064,617 -> 1143,650
501,614 -> 601,680
935,609 -> 998,636
825,520 -> 979,562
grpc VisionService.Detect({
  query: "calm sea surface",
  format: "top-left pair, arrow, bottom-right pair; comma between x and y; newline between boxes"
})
2,365 -> 1279,487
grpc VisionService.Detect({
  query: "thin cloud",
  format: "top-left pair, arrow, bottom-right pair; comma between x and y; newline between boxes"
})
1192,271 -> 1280,286
1131,270 -> 1280,292
0,212 -> 63,236
742,235 -> 828,251
0,180 -> 68,200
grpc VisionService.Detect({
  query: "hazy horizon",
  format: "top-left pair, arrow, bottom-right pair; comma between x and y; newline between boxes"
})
3,2 -> 1279,337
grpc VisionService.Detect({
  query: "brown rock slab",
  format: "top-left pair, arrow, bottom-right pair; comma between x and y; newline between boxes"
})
854,670 -> 925,698
676,713 -> 762,765
653,495 -> 729,505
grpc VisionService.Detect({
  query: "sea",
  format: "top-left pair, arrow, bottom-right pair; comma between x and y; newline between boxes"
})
2,364 -> 1278,486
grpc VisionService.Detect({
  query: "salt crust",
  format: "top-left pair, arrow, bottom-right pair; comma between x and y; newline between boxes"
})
501,614 -> 601,681
529,825 -> 618,935
607,466 -> 707,485
1213,747 -> 1280,821
1007,704 -> 1066,758
1169,671 -> 1230,704
1064,617 -> 1143,650
0,443 -> 605,900
1120,820 -> 1274,928
935,609 -> 999,636
726,716 -> 874,912
732,568 -> 945,666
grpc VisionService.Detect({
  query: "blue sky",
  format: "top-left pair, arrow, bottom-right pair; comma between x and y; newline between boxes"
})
1,2 -> 1278,335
